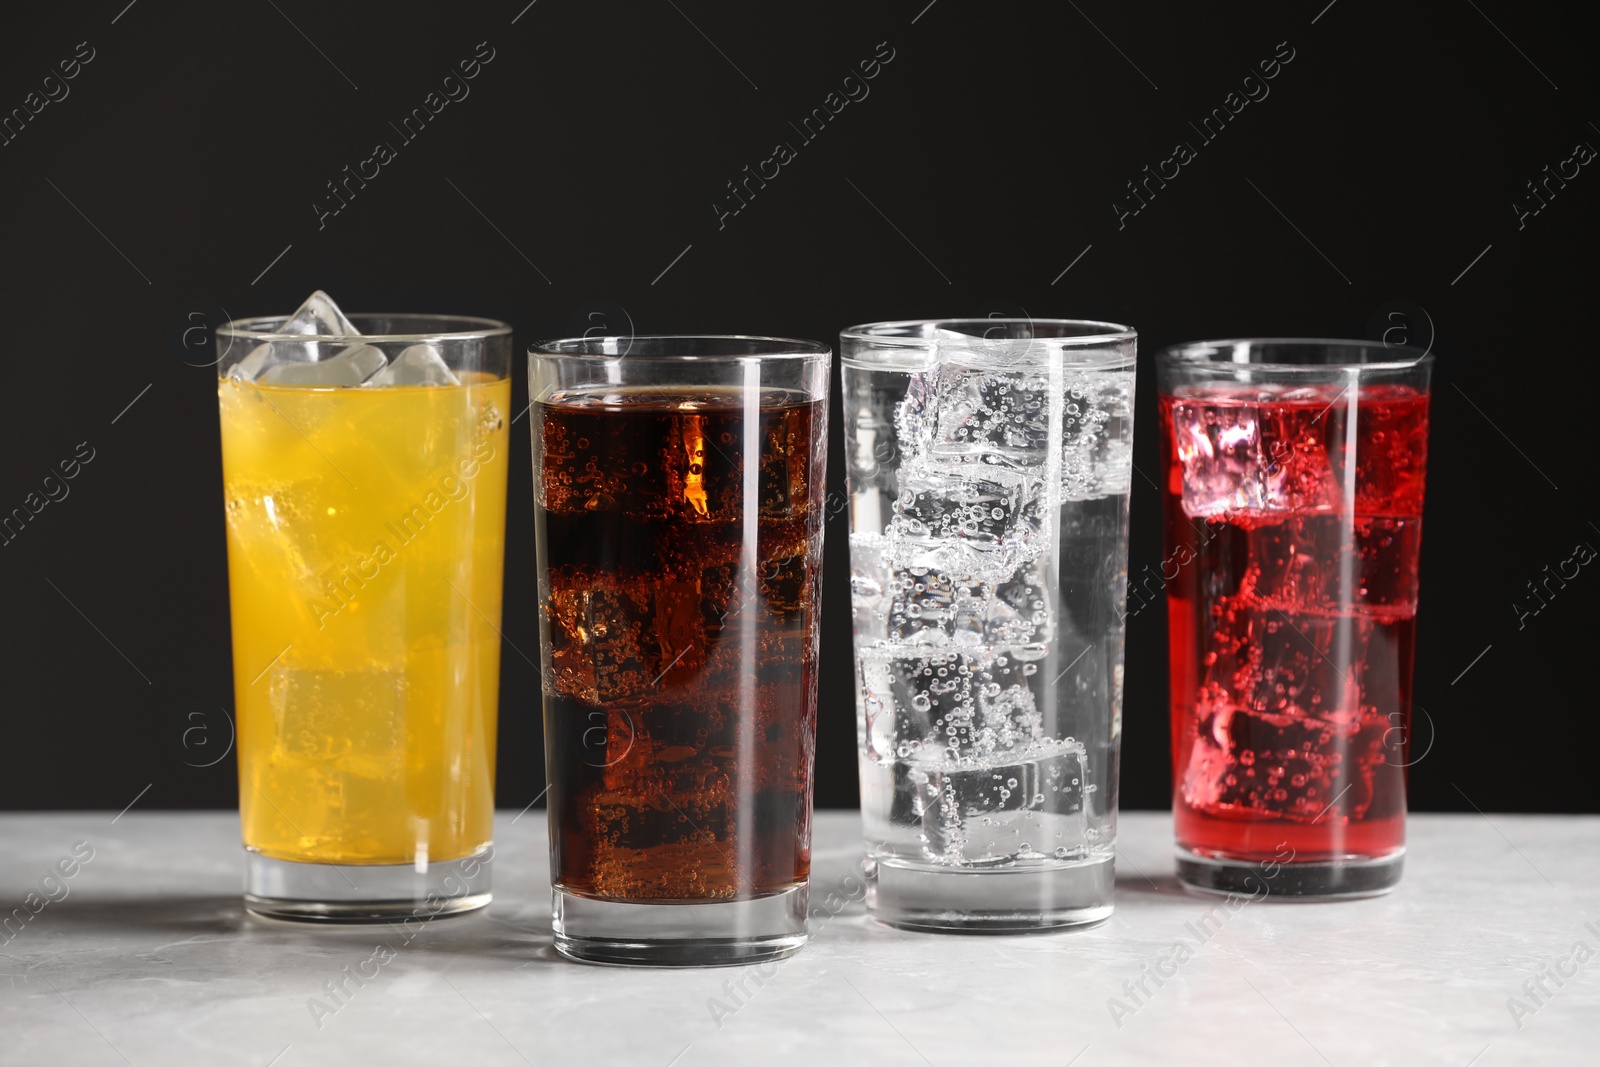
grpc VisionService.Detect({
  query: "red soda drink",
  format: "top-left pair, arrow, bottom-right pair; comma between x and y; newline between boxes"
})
1158,342 -> 1431,896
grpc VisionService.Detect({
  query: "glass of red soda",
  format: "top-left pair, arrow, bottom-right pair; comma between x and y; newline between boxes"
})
1157,339 -> 1431,897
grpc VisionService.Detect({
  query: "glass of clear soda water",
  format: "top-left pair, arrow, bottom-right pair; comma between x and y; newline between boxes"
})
841,319 -> 1136,930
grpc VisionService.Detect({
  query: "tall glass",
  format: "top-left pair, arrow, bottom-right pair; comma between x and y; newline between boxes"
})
217,312 -> 512,922
1158,339 -> 1432,897
841,319 -> 1136,931
529,335 -> 830,966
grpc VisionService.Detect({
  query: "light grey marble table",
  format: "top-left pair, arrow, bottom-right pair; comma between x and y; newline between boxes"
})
2,811 -> 1596,1066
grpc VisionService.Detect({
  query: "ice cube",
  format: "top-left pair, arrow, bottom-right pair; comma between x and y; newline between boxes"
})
364,343 -> 458,387
858,651 -> 985,760
545,579 -> 655,704
895,370 -> 938,464
1245,516 -> 1421,620
258,343 -> 388,386
856,652 -> 905,761
914,740 -> 1088,866
849,533 -> 892,640
280,290 -> 357,337
584,587 -> 650,703
230,338 -> 355,382
1204,603 -> 1370,719
895,343 -> 1047,471
228,343 -> 280,382
984,566 -> 1053,649
886,566 -> 964,645
897,355 -> 1056,473
1062,372 -> 1134,500
653,577 -> 705,681
866,649 -> 1045,752
899,338 -> 1136,502
1182,703 -> 1389,823
1171,391 -> 1341,519
758,406 -> 810,518
888,468 -> 1045,585
227,291 -> 362,382
269,666 -> 404,770
943,366 -> 1054,464
757,552 -> 809,618
881,564 -> 1050,653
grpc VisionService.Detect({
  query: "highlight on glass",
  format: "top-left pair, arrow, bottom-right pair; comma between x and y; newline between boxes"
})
841,318 -> 1137,931
529,334 -> 830,965
1157,338 -> 1432,897
217,293 -> 512,922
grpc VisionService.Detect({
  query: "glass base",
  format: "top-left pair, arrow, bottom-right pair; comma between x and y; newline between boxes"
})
244,847 -> 492,923
865,854 -> 1115,932
1175,847 -> 1404,899
551,885 -> 808,967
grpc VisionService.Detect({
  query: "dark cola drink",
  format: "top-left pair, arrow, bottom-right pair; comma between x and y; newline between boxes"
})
535,387 -> 826,902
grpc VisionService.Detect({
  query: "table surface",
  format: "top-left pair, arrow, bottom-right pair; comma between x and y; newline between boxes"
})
2,811 -> 1595,1067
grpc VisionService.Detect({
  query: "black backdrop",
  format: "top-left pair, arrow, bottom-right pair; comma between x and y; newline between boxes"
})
1,1 -> 1594,815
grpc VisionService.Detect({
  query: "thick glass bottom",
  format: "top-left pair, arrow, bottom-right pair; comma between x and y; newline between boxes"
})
865,854 -> 1115,932
552,885 -> 809,967
1176,846 -> 1404,899
243,847 -> 492,923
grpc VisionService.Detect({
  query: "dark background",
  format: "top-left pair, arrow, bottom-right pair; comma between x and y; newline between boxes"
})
1,1 -> 1593,815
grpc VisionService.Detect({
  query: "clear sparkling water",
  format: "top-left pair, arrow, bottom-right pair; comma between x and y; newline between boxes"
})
846,343 -> 1130,871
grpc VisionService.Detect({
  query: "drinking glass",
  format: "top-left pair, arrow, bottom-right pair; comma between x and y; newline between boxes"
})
841,318 -> 1136,931
529,335 -> 830,965
217,310 -> 512,921
1158,338 -> 1432,897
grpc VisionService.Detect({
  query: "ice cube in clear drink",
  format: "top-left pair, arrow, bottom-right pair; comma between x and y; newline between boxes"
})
891,467 -> 1042,584
1062,372 -> 1134,499
955,368 -> 1053,462
970,677 -> 1044,757
849,532 -> 892,644
914,740 -> 1087,866
857,653 -> 904,761
985,564 -> 1053,648
886,565 -> 963,646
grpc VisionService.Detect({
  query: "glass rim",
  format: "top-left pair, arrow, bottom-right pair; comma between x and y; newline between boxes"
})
218,312 -> 513,345
528,334 -> 829,361
1158,337 -> 1434,371
840,317 -> 1137,346
840,318 -> 1134,370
